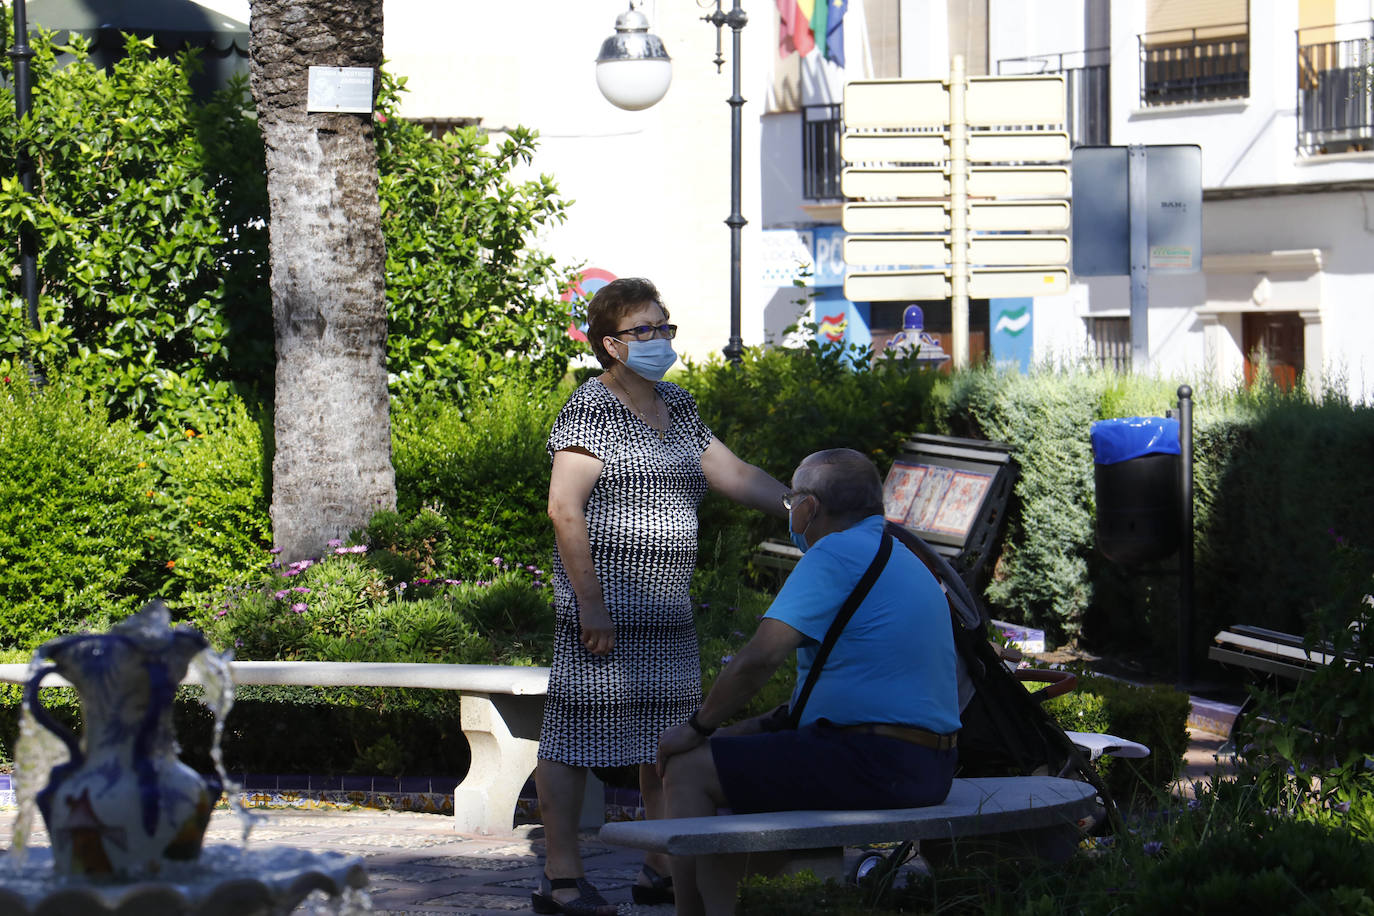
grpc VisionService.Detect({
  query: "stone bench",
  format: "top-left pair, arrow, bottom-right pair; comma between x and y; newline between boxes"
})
599,776 -> 1101,879
0,660 -> 594,836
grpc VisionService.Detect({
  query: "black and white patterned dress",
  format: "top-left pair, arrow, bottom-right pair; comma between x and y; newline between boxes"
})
538,376 -> 714,767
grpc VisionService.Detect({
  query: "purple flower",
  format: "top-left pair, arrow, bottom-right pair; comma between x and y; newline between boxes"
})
445,578 -> 463,586
721,655 -> 734,664
269,547 -> 282,555
292,587 -> 311,594
397,582 -> 408,592
526,564 -> 536,572
327,538 -> 343,547
215,608 -> 228,618
416,578 -> 432,585
274,590 -> 289,600
699,601 -> 711,609
492,556 -> 504,567
291,603 -> 308,614
1143,841 -> 1163,857
351,544 -> 368,553
1335,800 -> 1352,814
282,569 -> 300,578
234,638 -> 243,647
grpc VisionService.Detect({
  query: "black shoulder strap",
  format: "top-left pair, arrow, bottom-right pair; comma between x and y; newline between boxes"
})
787,532 -> 894,729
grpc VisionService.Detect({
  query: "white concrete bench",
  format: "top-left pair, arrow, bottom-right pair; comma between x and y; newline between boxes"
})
599,776 -> 1101,879
0,660 -> 591,836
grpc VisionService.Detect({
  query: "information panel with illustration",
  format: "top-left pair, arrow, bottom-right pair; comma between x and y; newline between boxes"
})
882,459 -> 994,544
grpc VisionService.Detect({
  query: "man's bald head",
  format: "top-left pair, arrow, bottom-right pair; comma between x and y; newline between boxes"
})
792,448 -> 885,526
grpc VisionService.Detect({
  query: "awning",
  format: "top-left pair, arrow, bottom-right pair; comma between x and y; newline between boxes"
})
25,0 -> 250,95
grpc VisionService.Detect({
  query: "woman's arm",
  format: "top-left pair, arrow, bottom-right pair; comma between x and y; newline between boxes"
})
701,437 -> 789,519
548,448 -> 616,655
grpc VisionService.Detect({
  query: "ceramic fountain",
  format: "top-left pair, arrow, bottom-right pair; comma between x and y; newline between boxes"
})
0,601 -> 369,914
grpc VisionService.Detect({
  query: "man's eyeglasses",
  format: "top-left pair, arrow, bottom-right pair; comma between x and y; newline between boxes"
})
781,491 -> 812,511
614,323 -> 678,341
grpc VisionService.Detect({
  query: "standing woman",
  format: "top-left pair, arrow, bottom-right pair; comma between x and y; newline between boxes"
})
533,278 -> 787,915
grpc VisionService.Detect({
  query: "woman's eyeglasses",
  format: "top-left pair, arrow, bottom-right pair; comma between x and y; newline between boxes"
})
614,323 -> 678,341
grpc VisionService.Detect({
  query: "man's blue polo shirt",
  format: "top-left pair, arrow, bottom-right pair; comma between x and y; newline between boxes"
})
765,515 -> 961,734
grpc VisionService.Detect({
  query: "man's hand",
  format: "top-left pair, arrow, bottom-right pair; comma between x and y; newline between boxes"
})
578,605 -> 615,655
656,722 -> 705,777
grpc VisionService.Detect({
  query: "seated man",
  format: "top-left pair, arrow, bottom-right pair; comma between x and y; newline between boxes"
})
656,448 -> 961,916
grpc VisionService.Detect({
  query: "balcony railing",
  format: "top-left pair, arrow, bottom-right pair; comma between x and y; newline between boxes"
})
1139,24 -> 1249,106
997,48 -> 1110,147
1297,22 -> 1374,155
802,103 -> 843,201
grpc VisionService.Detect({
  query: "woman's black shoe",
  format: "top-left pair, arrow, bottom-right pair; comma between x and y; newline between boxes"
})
531,873 -> 616,916
631,863 -> 675,905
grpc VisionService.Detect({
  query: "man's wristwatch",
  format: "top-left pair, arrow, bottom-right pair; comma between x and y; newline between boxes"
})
686,712 -> 716,737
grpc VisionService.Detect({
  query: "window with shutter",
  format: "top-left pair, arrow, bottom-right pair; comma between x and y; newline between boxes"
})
1140,0 -> 1249,105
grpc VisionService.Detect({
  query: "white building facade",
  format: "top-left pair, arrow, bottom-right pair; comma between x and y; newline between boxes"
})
196,1 -> 1374,398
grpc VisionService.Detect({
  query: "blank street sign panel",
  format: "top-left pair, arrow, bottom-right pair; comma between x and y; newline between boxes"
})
843,203 -> 949,233
969,236 -> 1070,266
842,133 -> 948,164
845,80 -> 949,129
968,201 -> 1070,231
967,132 -> 1070,163
841,167 -> 948,199
845,271 -> 951,301
844,235 -> 949,267
969,268 -> 1069,297
965,75 -> 1067,126
968,167 -> 1070,198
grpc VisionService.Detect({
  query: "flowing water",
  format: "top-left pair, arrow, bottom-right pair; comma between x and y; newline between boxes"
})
5,644 -> 369,914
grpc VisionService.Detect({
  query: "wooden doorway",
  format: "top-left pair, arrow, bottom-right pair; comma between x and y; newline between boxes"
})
1242,312 -> 1304,390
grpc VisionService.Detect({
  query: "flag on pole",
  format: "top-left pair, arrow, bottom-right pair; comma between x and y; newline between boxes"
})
776,0 -> 815,58
806,0 -> 829,61
826,0 -> 847,66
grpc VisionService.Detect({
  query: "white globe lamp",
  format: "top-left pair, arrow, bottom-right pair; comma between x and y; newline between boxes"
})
595,8 -> 672,111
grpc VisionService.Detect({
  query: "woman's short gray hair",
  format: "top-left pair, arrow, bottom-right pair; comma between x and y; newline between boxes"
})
794,448 -> 885,523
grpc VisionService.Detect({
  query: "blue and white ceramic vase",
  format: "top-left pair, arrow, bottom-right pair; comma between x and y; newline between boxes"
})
23,600 -> 222,876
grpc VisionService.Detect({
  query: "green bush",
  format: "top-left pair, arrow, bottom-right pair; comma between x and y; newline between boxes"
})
0,18 -> 580,430
155,399 -> 272,604
1044,673 -> 1191,806
0,379 -> 169,648
678,339 -> 946,578
0,31 -> 271,436
391,382 -> 568,578
374,71 -> 581,405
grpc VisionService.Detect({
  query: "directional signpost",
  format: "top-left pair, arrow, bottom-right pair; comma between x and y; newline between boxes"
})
840,56 -> 1071,367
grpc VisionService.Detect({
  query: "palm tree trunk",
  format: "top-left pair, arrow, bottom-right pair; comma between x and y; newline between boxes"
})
249,0 -> 395,562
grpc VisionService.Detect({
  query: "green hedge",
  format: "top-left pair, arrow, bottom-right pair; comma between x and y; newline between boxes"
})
0,379 -> 166,646
1044,673 -> 1191,806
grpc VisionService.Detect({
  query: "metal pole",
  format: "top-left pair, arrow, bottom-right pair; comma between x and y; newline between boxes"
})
9,0 -> 40,340
949,55 -> 969,369
718,0 -> 747,365
1177,384 -> 1194,688
1128,144 -> 1149,372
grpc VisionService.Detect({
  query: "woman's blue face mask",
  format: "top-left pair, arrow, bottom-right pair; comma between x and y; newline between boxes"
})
619,337 -> 678,382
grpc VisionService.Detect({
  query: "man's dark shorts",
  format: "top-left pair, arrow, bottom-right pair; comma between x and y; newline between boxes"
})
710,720 -> 957,814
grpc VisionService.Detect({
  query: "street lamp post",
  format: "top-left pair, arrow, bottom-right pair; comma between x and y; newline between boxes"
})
7,0 -> 40,341
595,1 -> 748,365
705,0 -> 747,365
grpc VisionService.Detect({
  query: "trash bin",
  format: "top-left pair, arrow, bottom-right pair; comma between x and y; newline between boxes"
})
1090,416 -> 1180,566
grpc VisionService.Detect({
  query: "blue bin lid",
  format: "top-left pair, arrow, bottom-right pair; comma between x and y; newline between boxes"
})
1090,416 -> 1180,465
